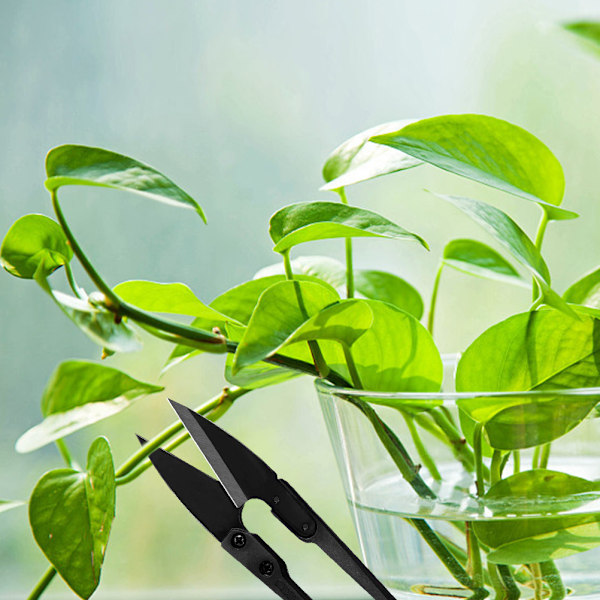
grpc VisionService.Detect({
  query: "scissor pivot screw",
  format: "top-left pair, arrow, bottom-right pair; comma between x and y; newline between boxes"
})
259,560 -> 275,576
231,533 -> 246,548
301,523 -> 310,532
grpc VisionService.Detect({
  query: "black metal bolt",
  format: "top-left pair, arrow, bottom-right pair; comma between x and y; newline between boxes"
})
301,523 -> 310,532
259,560 -> 275,576
231,533 -> 246,548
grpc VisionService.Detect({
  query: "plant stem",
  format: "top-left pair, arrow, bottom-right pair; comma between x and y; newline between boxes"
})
540,561 -> 566,600
530,563 -> 544,600
409,519 -> 487,595
497,564 -> 521,600
52,190 -> 226,350
402,412 -> 442,480
428,409 -> 476,473
63,262 -> 83,298
473,423 -> 485,496
282,250 -> 330,378
488,564 -> 505,600
116,388 -> 239,485
55,439 -> 74,469
534,210 -> 550,251
466,522 -> 484,587
342,343 -> 363,389
428,263 -> 444,334
345,395 -> 436,499
513,450 -> 520,474
337,188 -> 355,298
27,567 -> 56,600
539,443 -> 551,469
115,387 -> 248,479
490,450 -> 503,485
532,445 -> 541,469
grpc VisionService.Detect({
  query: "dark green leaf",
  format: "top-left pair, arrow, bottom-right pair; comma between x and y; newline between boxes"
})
1,214 -> 72,279
436,194 -> 575,317
456,310 -> 600,448
29,437 -> 115,598
350,300 -> 443,393
16,361 -> 163,452
371,114 -> 576,220
233,279 -> 340,372
0,500 -> 25,514
354,270 -> 424,319
564,267 -> 600,309
443,238 -> 525,285
269,202 -> 428,254
45,144 -> 205,221
321,120 -> 421,190
563,22 -> 600,56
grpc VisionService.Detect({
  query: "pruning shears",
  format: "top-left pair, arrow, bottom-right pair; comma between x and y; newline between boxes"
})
137,399 -> 396,600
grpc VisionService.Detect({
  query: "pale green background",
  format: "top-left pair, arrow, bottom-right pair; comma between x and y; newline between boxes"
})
1,0 -> 599,597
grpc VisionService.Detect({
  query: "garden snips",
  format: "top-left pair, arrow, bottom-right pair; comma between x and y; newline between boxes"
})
137,399 -> 396,600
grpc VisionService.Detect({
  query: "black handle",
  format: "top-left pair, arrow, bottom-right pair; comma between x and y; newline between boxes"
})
272,480 -> 395,600
221,527 -> 312,600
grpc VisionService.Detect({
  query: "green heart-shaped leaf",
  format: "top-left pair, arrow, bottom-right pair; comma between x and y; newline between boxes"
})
371,114 -> 576,220
114,280 -> 233,322
1,214 -> 72,279
443,238 -> 525,286
354,270 -> 424,319
269,202 -> 427,254
436,194 -> 575,317
321,120 -> 421,191
456,310 -> 600,448
233,279 -> 340,372
45,145 -> 205,221
17,361 -> 163,453
29,437 -> 115,598
350,300 -> 443,394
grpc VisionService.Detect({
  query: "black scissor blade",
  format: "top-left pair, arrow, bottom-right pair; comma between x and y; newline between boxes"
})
139,435 -> 242,541
169,399 -> 277,508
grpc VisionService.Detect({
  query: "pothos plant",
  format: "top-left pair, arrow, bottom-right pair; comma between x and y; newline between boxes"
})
3,21 -> 600,600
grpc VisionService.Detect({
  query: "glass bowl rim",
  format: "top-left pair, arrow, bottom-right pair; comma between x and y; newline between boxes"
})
314,377 -> 600,401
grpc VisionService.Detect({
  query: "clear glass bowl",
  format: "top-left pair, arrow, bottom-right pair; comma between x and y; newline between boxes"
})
316,369 -> 600,600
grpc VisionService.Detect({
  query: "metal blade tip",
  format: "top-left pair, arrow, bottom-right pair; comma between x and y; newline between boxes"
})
168,398 -> 188,417
136,434 -> 148,446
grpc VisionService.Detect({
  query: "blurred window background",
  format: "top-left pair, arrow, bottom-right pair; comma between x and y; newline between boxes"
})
1,0 -> 599,597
